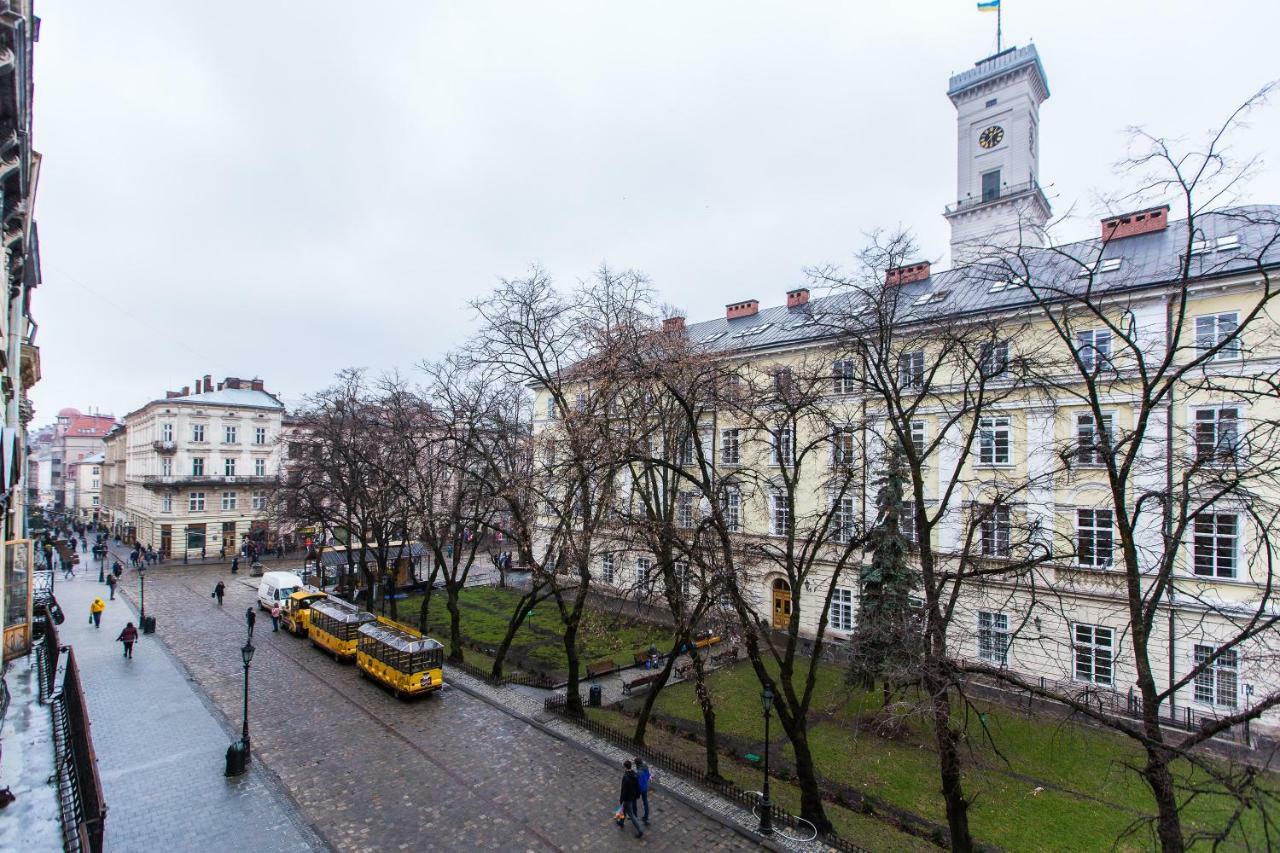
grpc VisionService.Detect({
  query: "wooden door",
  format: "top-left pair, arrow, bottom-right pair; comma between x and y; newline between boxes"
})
772,581 -> 792,629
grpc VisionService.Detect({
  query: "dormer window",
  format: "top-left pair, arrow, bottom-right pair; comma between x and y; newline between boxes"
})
1077,258 -> 1122,278
913,290 -> 950,307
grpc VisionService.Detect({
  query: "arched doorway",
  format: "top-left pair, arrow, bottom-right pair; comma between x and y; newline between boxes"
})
771,578 -> 792,630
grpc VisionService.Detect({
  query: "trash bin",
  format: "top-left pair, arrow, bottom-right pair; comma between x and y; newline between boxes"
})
225,739 -> 248,777
142,615 -> 157,634
588,684 -> 602,707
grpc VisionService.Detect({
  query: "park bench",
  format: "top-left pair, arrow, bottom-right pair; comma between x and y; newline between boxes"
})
586,658 -> 615,679
622,672 -> 663,696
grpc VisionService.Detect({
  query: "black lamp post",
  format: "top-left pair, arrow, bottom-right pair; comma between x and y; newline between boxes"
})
226,611 -> 255,776
138,564 -> 146,621
759,684 -> 774,835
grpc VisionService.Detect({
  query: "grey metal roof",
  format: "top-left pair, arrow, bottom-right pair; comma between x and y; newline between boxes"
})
320,542 -> 428,568
684,206 -> 1280,355
167,388 -> 285,410
947,44 -> 1049,98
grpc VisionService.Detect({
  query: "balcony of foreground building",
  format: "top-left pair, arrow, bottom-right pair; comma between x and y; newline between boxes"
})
943,179 -> 1051,217
151,440 -> 176,454
140,474 -> 274,490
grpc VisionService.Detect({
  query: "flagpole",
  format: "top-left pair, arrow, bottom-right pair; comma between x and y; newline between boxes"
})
997,4 -> 1002,52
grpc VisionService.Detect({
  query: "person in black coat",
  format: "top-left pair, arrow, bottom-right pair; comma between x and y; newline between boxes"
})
618,760 -> 643,838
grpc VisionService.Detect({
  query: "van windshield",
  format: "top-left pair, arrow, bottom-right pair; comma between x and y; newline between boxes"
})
278,586 -> 300,599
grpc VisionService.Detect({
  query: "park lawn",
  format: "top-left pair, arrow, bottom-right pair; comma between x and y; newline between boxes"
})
638,660 -> 1273,851
585,707 -> 937,852
398,586 -> 671,676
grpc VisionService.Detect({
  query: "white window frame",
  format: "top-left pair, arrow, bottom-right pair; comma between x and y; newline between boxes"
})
224,457 -> 236,476
1193,513 -> 1238,579
161,423 -> 174,442
1075,412 -> 1114,466
721,487 -> 741,533
1076,329 -> 1112,373
978,611 -> 1009,665
254,458 -> 266,476
900,500 -> 918,544
162,494 -> 173,513
830,493 -> 856,544
676,492 -> 695,528
1073,623 -> 1114,686
909,420 -> 926,457
189,491 -> 206,512
251,491 -> 266,511
192,457 -> 205,476
899,351 -> 924,388
1196,312 -> 1241,361
1076,508 -> 1114,568
980,340 -> 1010,377
1193,645 -> 1238,709
771,490 -> 792,537
978,417 -> 1011,465
979,504 -> 1011,557
1194,406 -> 1239,463
225,425 -> 237,444
161,457 -> 172,476
720,428 -> 740,465
636,557 -> 651,586
771,425 -> 794,467
832,359 -> 856,395
601,553 -> 616,585
829,587 -> 854,632
222,491 -> 238,511
254,426 -> 267,445
832,426 -> 856,467
192,424 -> 205,443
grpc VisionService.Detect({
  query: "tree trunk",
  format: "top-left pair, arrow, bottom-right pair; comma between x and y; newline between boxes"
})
490,582 -> 546,679
562,587 -> 589,718
417,582 -> 434,635
632,636 -> 682,745
387,570 -> 399,620
788,724 -> 831,834
1145,745 -> 1185,852
928,682 -> 973,853
445,581 -> 464,663
688,644 -> 721,781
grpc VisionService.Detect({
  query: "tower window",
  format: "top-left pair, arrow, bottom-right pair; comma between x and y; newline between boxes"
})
985,98 -> 997,108
982,169 -> 1002,202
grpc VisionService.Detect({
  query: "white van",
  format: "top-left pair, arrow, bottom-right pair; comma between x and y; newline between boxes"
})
257,571 -> 304,612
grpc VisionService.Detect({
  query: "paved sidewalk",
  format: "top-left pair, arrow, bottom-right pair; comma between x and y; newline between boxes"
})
54,574 -> 325,852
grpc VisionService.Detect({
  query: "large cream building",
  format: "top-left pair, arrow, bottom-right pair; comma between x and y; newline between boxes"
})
117,376 -> 283,559
536,44 -> 1280,732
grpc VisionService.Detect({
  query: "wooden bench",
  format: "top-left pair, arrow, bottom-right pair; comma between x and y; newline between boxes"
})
586,658 -> 615,679
693,634 -> 720,649
622,672 -> 663,696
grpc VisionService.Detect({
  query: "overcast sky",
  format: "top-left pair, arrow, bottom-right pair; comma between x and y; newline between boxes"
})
28,0 -> 1280,420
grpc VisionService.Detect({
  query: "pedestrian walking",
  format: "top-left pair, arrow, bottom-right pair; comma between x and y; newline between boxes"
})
107,573 -> 118,600
117,622 -> 138,658
245,607 -> 256,638
617,760 -> 644,838
80,537 -> 87,553
213,581 -> 226,606
62,556 -> 75,580
90,597 -> 106,629
112,561 -> 123,580
270,602 -> 281,632
231,556 -> 239,574
636,759 -> 652,824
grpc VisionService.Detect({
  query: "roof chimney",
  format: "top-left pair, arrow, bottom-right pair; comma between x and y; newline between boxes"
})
886,262 -> 931,286
203,374 -> 213,393
166,391 -> 180,399
250,379 -> 264,392
662,317 -> 685,333
726,300 -> 759,320
1101,205 -> 1169,241
181,385 -> 190,397
787,288 -> 810,308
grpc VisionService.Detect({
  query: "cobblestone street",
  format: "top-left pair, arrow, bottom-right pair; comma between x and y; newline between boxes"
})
109,558 -> 763,851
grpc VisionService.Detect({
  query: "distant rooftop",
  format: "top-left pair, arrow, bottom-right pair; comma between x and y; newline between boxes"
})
166,387 -> 284,410
947,44 -> 1049,99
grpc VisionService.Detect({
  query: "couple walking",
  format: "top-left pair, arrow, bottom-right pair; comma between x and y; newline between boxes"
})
615,759 -> 652,839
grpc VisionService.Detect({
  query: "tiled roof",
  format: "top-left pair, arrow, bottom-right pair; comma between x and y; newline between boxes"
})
684,206 -> 1280,354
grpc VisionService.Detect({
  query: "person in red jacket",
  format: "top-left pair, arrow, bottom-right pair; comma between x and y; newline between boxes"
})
117,622 -> 139,659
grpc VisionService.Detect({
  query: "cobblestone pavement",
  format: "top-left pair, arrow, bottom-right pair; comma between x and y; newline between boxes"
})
110,560 -> 767,852
54,572 -> 324,853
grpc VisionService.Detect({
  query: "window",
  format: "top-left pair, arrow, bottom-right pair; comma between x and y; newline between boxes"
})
222,491 -> 238,511
673,560 -> 691,599
189,491 -> 206,512
899,351 -> 924,388
1074,624 -> 1114,685
978,417 -> 1011,465
771,490 -> 792,536
161,457 -> 172,476
1195,407 -> 1239,463
980,341 -> 1010,376
254,458 -> 266,476
1193,513 -> 1238,579
677,492 -> 696,528
1076,412 -> 1114,465
913,290 -> 950,307
829,587 -> 854,632
91,479 -> 100,489
545,395 -> 556,420
831,493 -> 856,543
981,169 -> 1001,202
636,557 -> 651,586
909,421 -> 926,456
192,424 -> 205,442
574,392 -> 586,412
773,367 -> 793,393
161,423 -> 174,442
676,435 -> 694,466
1076,329 -> 1112,372
721,488 -> 741,532
1194,645 -> 1238,709
224,458 -> 237,476
251,491 -> 266,511
162,494 -> 172,513
771,425 -> 794,466
1196,312 -> 1240,360
720,429 -> 740,465
1077,508 -> 1114,568
978,611 -> 1009,665
91,496 -> 100,506
900,501 -> 918,544
980,505 -> 1011,557
192,457 -> 205,476
254,426 -> 267,445
225,425 -> 237,444
832,359 -> 856,394
602,553 -> 616,585
832,427 -> 856,467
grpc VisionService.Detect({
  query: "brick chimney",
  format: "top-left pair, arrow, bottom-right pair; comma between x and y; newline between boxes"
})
203,374 -> 213,393
726,300 -> 759,320
1101,205 -> 1169,241
166,391 -> 180,399
223,377 -> 242,390
250,379 -> 265,391
662,317 -> 685,333
886,262 -> 931,286
787,288 -> 810,308
181,385 -> 190,396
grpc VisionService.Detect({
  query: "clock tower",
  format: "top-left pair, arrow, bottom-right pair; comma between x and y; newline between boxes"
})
943,44 -> 1051,263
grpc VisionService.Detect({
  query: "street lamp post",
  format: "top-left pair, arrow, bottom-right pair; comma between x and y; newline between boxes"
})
138,564 -> 146,622
759,685 -> 774,835
226,611 -> 255,776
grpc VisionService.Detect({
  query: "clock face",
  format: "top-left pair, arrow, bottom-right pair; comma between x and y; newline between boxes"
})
978,125 -> 1005,149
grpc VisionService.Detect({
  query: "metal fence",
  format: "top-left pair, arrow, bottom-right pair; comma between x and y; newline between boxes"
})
48,646 -> 107,852
35,604 -> 61,700
542,694 -> 867,852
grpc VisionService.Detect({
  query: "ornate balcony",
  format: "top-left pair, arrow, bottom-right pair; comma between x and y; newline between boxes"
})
944,179 -> 1050,216
152,440 -> 177,454
140,474 -> 274,490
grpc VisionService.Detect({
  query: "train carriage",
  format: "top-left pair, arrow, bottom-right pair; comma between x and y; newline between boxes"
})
307,597 -> 376,661
356,618 -> 444,699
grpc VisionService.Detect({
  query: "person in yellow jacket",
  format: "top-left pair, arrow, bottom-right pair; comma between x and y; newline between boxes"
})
90,597 -> 106,629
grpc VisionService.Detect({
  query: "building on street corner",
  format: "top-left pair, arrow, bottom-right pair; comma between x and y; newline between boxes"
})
67,450 -> 103,524
118,376 -> 284,559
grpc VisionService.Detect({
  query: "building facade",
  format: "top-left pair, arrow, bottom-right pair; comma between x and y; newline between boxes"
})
100,424 -> 127,536
118,376 -> 283,559
535,44 -> 1280,732
44,407 -> 114,511
68,451 -> 103,523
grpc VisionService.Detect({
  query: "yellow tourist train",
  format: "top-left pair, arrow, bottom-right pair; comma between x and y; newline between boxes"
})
307,596 -> 376,661
355,617 -> 445,699
281,589 -> 328,637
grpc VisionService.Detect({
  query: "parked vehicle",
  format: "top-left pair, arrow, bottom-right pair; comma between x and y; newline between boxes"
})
307,596 -> 376,661
280,588 -> 327,636
356,617 -> 444,699
257,571 -> 303,612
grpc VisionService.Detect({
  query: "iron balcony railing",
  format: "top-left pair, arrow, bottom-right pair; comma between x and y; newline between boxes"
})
944,179 -> 1049,215
140,474 -> 274,489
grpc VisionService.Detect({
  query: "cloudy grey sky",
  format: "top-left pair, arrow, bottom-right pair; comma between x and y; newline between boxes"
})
29,0 -> 1280,420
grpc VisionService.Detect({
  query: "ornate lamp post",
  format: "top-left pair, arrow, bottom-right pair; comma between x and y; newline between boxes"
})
759,684 -> 774,835
226,610 -> 255,776
138,564 -> 147,629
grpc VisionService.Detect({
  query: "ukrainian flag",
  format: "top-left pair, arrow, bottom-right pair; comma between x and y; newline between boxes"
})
977,0 -> 1000,10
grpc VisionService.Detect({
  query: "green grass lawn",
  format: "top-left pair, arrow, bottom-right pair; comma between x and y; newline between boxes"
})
608,659 -> 1274,851
398,585 -> 671,676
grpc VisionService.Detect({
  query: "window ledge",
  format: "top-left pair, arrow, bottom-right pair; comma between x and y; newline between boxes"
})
974,463 -> 1015,470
